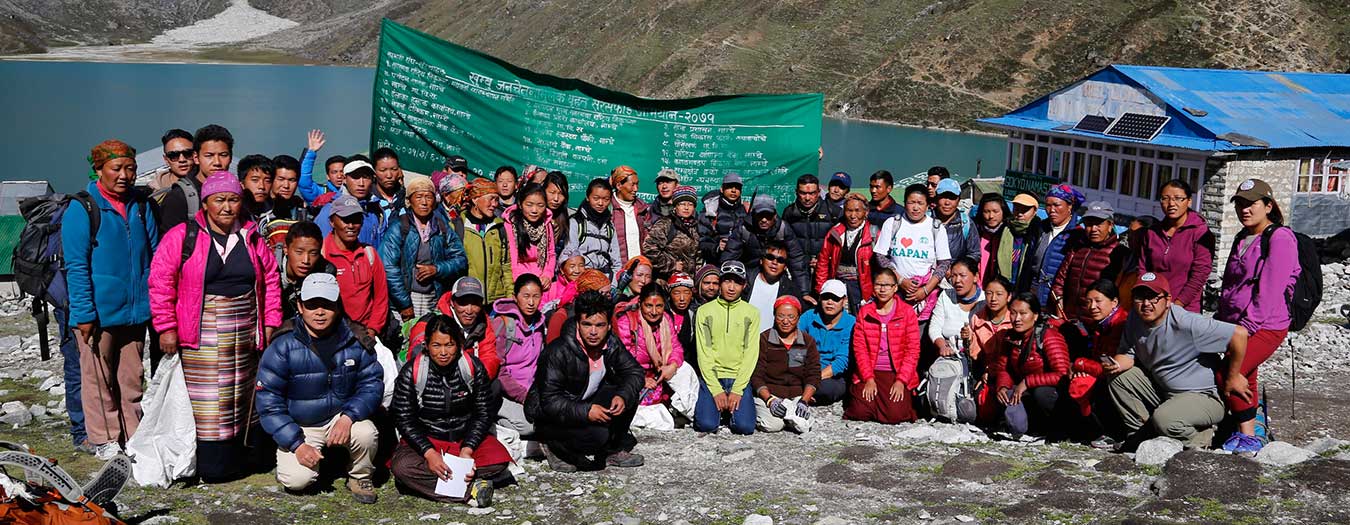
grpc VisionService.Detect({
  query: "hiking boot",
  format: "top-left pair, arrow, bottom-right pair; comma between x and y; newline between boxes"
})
347,478 -> 377,504
542,443 -> 579,473
74,439 -> 96,456
469,479 -> 493,508
93,442 -> 122,461
605,450 -> 644,468
1090,435 -> 1120,451
1228,433 -> 1265,456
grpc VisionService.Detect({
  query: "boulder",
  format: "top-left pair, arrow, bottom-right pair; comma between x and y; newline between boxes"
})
1134,437 -> 1183,466
1255,441 -> 1316,467
743,515 -> 773,525
1304,437 -> 1348,455
1157,450 -> 1262,503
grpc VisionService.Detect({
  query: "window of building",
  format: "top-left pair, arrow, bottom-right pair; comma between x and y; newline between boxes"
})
1118,159 -> 1134,196
1088,154 -> 1103,190
1298,157 -> 1347,194
1021,144 -> 1034,172
1137,162 -> 1155,200
1071,151 -> 1085,187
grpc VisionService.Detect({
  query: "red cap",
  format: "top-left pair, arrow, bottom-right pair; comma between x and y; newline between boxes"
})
1132,271 -> 1172,297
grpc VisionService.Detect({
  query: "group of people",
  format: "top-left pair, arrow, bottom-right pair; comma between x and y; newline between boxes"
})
53,125 -> 1301,507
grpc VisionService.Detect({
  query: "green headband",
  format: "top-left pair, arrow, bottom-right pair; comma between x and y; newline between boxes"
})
87,149 -> 132,180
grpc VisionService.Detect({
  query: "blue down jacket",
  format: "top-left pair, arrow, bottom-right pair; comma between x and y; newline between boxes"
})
379,209 -> 468,310
256,318 -> 384,452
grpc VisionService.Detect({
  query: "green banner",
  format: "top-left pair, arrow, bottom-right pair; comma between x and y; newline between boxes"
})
370,19 -> 823,204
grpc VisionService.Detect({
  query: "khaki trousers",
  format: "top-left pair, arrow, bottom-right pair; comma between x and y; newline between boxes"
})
78,324 -> 146,445
1105,366 -> 1224,443
275,414 -> 379,490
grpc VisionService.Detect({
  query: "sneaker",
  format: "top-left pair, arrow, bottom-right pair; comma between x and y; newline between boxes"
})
346,478 -> 377,504
1230,433 -> 1265,455
93,442 -> 122,461
1090,435 -> 1120,451
74,440 -> 96,456
604,450 -> 645,468
469,479 -> 493,508
1221,432 -> 1245,452
542,443 -> 578,473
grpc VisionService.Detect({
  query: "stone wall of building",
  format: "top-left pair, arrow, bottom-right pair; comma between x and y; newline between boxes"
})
1200,157 -> 1299,282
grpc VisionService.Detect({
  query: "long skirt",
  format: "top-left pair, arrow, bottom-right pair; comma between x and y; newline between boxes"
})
183,292 -> 260,442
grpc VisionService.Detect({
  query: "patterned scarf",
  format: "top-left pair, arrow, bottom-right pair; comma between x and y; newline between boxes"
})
639,313 -> 674,369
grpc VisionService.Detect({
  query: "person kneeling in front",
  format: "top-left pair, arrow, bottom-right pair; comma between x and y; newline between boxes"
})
256,273 -> 384,503
390,314 -> 511,507
525,291 -> 646,472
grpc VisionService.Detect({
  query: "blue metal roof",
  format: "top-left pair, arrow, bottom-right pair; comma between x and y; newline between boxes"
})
978,65 -> 1350,152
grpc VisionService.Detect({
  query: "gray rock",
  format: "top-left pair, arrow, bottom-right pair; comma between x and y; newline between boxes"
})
416,514 -> 439,521
1158,450 -> 1262,503
466,507 -> 493,515
723,449 -> 756,462
1,401 -> 24,414
616,516 -> 641,525
298,503 -> 317,512
1255,441 -> 1316,466
141,517 -> 182,525
1135,437 -> 1184,466
28,405 -> 46,418
743,515 -> 773,525
0,401 -> 31,427
581,506 -> 598,517
814,518 -> 850,525
37,376 -> 62,392
47,385 -> 64,396
1305,437 -> 1348,455
29,369 -> 54,380
0,335 -> 20,350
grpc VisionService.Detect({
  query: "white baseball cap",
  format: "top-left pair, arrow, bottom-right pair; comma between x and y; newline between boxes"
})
820,279 -> 847,299
300,273 -> 341,302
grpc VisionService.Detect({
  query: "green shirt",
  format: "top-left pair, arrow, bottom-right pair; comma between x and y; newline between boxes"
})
695,298 -> 761,394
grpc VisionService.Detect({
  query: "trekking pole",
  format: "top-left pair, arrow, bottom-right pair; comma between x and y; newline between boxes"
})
1291,350 -> 1297,420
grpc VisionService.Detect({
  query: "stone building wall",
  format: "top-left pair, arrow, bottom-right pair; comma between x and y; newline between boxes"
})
1199,157 -> 1299,282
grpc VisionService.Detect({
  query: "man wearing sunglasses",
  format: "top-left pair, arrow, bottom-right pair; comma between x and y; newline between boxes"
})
155,124 -> 232,237
150,128 -> 196,190
743,239 -> 802,335
1098,272 -> 1250,451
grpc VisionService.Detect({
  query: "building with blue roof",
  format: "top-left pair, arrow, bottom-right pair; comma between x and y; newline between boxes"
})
979,64 -> 1350,259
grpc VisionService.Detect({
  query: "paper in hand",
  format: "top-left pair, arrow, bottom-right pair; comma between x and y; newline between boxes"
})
433,453 -> 476,498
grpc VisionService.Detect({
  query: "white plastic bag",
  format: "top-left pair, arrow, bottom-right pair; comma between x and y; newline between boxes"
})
126,354 -> 196,487
668,362 -> 700,419
373,338 -> 399,408
631,404 -> 675,431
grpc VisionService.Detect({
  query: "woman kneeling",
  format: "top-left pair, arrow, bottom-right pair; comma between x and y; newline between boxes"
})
391,315 -> 513,506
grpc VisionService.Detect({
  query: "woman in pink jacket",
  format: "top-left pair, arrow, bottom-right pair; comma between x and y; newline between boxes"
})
615,283 -> 687,408
502,184 -> 558,290
149,171 -> 282,483
845,268 -> 921,424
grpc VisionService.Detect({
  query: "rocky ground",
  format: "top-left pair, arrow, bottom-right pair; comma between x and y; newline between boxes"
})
2,271 -> 1350,525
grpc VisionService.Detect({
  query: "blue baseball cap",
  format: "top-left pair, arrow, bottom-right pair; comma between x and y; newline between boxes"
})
829,172 -> 852,189
935,178 -> 961,197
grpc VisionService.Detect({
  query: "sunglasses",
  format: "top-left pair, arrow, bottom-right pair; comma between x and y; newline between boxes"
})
165,149 -> 193,161
762,254 -> 788,264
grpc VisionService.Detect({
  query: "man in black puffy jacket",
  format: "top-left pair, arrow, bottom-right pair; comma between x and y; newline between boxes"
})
728,195 -> 808,292
257,273 -> 384,504
698,173 -> 749,264
781,174 -> 841,294
525,291 -> 645,472
390,314 -> 510,506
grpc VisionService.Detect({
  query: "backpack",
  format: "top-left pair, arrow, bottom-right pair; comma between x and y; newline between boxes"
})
409,350 -> 476,399
1231,225 -> 1322,332
574,213 -> 616,271
0,441 -> 130,525
148,177 -> 198,222
921,347 -> 978,423
12,193 -> 98,307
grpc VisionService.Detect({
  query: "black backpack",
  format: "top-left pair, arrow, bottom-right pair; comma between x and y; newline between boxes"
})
12,193 -> 99,307
1232,225 -> 1322,332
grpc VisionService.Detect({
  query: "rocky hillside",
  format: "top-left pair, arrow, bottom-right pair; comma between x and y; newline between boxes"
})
0,0 -> 228,53
239,0 -> 1350,128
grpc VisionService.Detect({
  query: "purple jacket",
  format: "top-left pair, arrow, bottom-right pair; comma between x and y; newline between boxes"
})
1138,212 -> 1215,312
1217,226 -> 1301,333
490,298 -> 547,403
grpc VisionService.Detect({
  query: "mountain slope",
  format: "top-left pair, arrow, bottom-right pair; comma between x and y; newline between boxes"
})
0,0 -> 228,53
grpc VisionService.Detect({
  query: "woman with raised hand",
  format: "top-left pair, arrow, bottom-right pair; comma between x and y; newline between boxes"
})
149,171 -> 282,481
1215,178 -> 1301,454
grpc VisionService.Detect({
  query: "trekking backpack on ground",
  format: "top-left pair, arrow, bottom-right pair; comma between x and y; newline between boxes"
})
0,441 -> 130,525
1234,224 -> 1322,332
921,347 -> 978,423
12,193 -> 98,307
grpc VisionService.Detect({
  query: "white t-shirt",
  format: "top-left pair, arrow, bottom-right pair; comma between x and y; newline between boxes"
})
874,215 -> 951,279
749,276 -> 780,332
614,198 -> 641,258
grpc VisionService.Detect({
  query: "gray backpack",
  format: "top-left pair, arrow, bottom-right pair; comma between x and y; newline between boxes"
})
922,350 -> 978,423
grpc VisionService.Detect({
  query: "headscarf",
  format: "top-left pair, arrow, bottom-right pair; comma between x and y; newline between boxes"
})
610,165 -> 637,188
467,177 -> 496,201
1046,184 -> 1085,208
773,295 -> 802,314
405,173 -> 435,196
201,171 -> 243,199
639,308 -> 674,370
575,269 -> 611,293
87,139 -> 135,180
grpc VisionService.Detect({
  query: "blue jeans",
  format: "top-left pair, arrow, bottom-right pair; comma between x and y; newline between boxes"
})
693,378 -> 755,435
53,306 -> 86,445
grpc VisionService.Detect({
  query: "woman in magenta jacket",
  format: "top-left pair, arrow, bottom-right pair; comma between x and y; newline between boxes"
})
501,184 -> 559,290
1216,178 -> 1300,454
149,171 -> 283,482
1137,179 -> 1215,312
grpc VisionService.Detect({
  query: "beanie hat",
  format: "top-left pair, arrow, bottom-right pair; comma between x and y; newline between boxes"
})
694,263 -> 719,285
405,173 -> 435,196
668,272 -> 694,289
201,171 -> 243,200
672,185 -> 698,206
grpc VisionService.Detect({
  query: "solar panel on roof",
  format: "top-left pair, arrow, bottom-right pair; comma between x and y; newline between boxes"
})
1104,112 -> 1170,141
1073,115 -> 1113,133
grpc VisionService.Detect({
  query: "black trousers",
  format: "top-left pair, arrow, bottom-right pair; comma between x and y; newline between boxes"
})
534,385 -> 637,456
